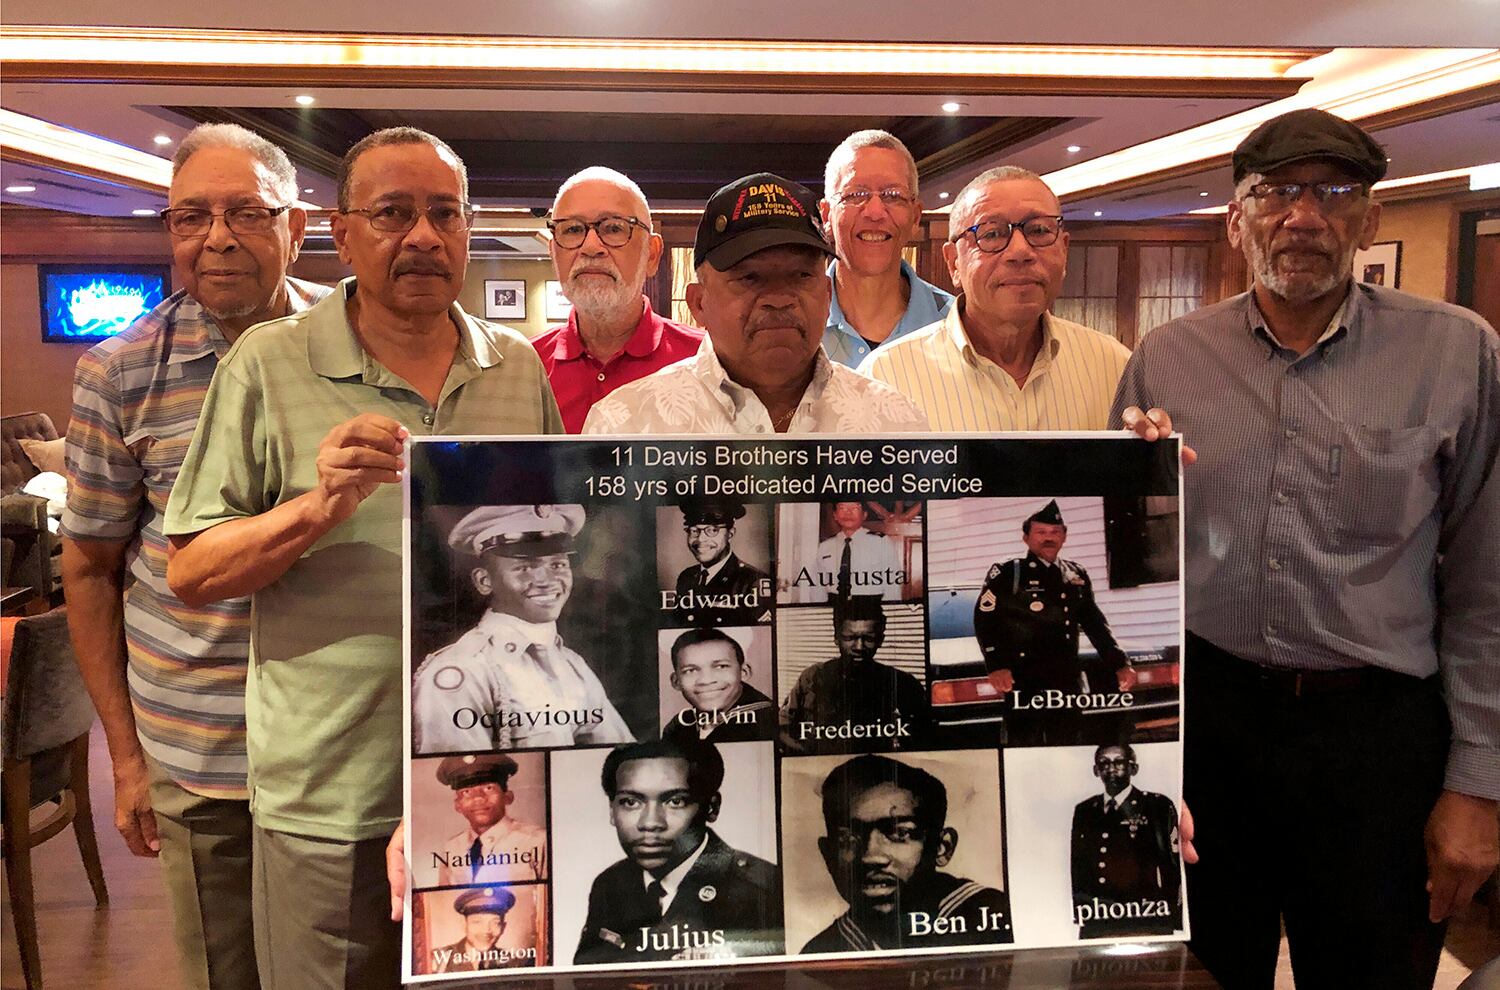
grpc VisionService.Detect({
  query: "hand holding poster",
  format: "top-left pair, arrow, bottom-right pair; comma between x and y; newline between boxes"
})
402,433 -> 1185,980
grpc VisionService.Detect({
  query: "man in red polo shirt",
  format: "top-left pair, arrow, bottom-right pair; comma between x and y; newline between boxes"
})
532,167 -> 702,432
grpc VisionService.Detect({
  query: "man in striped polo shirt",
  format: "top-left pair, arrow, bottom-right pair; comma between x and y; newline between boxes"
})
61,123 -> 327,990
861,167 -> 1130,431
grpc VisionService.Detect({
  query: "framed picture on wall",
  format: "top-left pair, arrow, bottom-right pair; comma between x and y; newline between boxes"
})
1353,241 -> 1401,289
483,279 -> 526,320
544,279 -> 572,321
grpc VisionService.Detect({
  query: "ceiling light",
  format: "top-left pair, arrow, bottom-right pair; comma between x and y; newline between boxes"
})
1199,191 -> 1210,196
1093,210 -> 1104,217
152,133 -> 172,145
295,94 -> 315,105
1066,145 -> 1083,153
941,101 -> 962,113
303,187 -> 314,193
5,183 -> 37,193
131,208 -> 156,215
938,191 -> 950,200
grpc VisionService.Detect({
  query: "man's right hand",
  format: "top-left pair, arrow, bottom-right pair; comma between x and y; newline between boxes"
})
1119,406 -> 1197,465
988,668 -> 1015,694
113,754 -> 161,857
313,414 -> 410,526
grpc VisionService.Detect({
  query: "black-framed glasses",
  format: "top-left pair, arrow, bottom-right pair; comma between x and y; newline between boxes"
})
160,205 -> 290,237
547,215 -> 648,249
683,524 -> 729,538
834,188 -> 916,210
951,215 -> 1064,252
1245,181 -> 1368,214
340,202 -> 475,234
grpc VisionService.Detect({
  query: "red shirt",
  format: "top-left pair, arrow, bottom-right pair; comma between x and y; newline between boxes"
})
531,296 -> 703,433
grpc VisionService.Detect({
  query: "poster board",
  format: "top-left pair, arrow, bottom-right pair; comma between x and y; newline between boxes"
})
402,434 -> 1186,981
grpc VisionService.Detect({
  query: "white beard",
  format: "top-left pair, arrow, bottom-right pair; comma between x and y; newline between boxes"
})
563,256 -> 646,325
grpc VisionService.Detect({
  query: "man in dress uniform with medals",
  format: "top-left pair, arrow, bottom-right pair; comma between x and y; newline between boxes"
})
670,498 -> 771,626
1070,744 -> 1182,938
431,887 -> 530,973
973,500 -> 1132,744
412,504 -> 632,752
433,754 -> 547,886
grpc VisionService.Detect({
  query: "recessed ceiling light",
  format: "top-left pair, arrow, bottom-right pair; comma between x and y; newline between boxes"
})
295,94 -> 315,106
1199,191 -> 1210,197
5,184 -> 37,193
941,101 -> 962,113
153,134 -> 172,145
303,187 -> 315,193
1066,145 -> 1083,154
132,208 -> 157,216
938,191 -> 950,200
1093,210 -> 1104,217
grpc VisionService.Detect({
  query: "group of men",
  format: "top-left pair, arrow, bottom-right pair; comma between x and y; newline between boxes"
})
58,105 -> 1497,990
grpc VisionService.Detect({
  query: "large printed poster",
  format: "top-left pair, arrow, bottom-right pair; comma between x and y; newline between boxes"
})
402,434 -> 1185,981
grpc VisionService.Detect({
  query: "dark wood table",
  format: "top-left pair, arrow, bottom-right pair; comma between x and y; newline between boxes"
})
430,941 -> 1220,989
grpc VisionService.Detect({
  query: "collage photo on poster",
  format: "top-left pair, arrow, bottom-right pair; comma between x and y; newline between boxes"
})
403,437 -> 1185,979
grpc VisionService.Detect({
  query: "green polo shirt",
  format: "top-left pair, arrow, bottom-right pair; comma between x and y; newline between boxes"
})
164,278 -> 563,840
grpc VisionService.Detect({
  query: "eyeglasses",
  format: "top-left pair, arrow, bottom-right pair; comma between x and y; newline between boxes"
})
340,202 -> 475,233
835,188 -> 916,211
547,215 -> 648,249
160,205 -> 290,237
1245,181 -> 1368,214
952,216 -> 1064,252
684,525 -> 728,538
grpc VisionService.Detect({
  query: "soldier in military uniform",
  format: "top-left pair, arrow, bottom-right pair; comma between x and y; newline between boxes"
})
575,738 -> 783,964
973,500 -> 1133,745
670,498 -> 771,626
662,628 -> 776,744
412,504 -> 632,752
430,887 -> 533,973
1070,744 -> 1181,938
432,754 -> 548,886
803,755 -> 1013,953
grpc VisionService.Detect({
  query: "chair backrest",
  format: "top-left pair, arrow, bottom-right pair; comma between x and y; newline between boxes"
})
1,491 -> 54,599
1,411 -> 59,496
2,605 -> 95,761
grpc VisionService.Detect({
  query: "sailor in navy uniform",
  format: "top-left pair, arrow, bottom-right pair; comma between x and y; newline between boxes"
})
661,628 -> 776,744
1070,744 -> 1182,938
575,738 -> 782,963
431,887 -> 532,973
671,498 -> 771,626
973,500 -> 1131,745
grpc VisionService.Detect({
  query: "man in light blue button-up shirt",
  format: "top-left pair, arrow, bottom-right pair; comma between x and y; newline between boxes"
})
818,131 -> 954,368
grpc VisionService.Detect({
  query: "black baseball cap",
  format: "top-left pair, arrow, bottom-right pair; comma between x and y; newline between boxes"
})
1232,108 -> 1388,185
694,172 -> 834,270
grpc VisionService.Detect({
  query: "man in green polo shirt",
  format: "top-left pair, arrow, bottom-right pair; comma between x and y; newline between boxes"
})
164,126 -> 562,990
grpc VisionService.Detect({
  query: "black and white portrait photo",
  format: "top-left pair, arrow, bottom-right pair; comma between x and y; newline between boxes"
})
408,753 -> 548,890
656,498 -> 773,626
777,501 -> 924,604
657,626 -> 776,744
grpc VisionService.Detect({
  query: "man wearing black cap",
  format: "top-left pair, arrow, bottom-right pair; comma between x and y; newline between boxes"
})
973,500 -> 1131,746
581,172 -> 927,435
1113,108 -> 1499,990
431,887 -> 529,972
412,503 -> 632,752
432,755 -> 547,887
670,498 -> 770,626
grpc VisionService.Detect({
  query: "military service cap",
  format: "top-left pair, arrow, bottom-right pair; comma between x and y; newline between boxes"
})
680,497 -> 747,527
454,887 -> 516,917
448,504 -> 585,557
436,753 -> 519,790
1025,500 -> 1065,526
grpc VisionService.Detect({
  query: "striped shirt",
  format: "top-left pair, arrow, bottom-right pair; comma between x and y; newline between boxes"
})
164,279 -> 564,840
61,280 -> 328,798
1109,283 -> 1500,799
858,298 -> 1131,431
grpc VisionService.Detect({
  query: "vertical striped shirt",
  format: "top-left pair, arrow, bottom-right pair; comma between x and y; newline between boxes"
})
60,280 -> 330,798
858,298 -> 1130,431
1109,283 -> 1500,799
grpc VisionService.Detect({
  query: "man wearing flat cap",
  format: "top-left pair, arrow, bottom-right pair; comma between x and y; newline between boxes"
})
412,504 -> 632,752
433,755 -> 547,886
670,498 -> 770,626
973,500 -> 1131,746
1114,108 -> 1499,990
431,887 -> 529,973
581,172 -> 927,435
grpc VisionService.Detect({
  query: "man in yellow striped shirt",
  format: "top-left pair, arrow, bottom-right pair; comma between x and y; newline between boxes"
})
860,167 -> 1129,431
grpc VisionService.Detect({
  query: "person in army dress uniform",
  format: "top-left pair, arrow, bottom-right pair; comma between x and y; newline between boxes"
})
973,500 -> 1133,745
803,755 -> 1012,953
412,504 -> 632,752
576,738 -> 783,964
670,498 -> 771,626
662,628 -> 776,744
433,754 -> 548,886
1070,744 -> 1181,938
430,887 -> 533,973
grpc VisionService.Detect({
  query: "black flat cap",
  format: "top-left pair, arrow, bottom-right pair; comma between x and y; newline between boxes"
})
1233,109 -> 1388,185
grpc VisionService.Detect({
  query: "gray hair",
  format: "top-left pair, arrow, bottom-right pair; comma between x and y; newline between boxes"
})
172,123 -> 298,205
337,127 -> 468,211
824,130 -> 920,199
551,166 -> 652,225
950,165 -> 1053,229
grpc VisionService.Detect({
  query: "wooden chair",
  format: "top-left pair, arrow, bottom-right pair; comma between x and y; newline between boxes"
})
1,604 -> 108,989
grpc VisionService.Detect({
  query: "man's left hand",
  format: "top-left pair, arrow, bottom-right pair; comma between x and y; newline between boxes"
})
1117,666 -> 1139,692
1119,406 -> 1198,465
387,820 -> 408,922
1425,789 -> 1499,922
